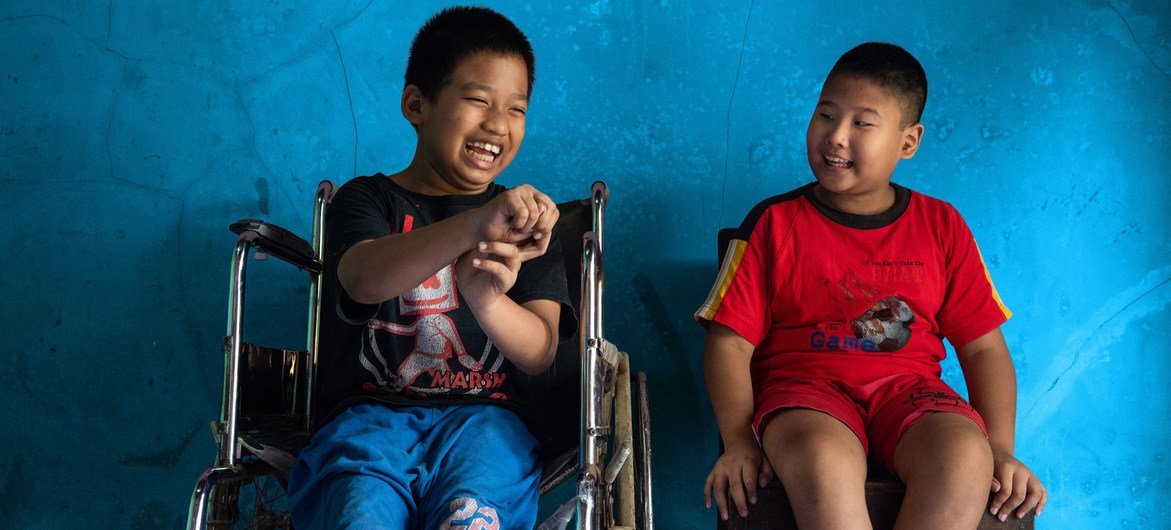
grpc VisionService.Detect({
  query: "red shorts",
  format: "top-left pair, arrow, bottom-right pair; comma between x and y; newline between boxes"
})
752,373 -> 987,473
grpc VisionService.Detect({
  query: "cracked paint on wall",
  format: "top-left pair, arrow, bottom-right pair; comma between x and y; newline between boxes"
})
1,1 -> 1169,528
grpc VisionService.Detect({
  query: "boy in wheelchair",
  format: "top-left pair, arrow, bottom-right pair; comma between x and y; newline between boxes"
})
287,6 -> 570,529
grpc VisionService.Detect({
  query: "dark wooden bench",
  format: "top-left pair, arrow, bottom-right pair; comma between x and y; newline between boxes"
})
717,477 -> 1034,529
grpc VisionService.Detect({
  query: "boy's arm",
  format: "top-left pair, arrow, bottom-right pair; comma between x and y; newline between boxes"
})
456,240 -> 560,375
475,296 -> 559,375
955,327 -> 1048,520
338,185 -> 556,305
703,322 -> 774,521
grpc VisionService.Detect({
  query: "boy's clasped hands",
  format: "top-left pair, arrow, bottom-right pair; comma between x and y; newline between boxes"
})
457,185 -> 559,310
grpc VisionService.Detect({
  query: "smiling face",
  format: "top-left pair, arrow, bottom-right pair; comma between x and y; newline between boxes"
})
805,75 -> 924,214
397,51 -> 530,195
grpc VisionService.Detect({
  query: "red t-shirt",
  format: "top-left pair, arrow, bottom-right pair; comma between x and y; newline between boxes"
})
695,183 -> 1010,388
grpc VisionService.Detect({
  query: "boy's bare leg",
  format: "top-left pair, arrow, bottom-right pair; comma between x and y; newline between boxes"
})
892,412 -> 992,530
760,409 -> 872,530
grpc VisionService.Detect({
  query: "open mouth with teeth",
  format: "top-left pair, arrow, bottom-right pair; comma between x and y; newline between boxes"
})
825,154 -> 854,169
466,140 -> 502,164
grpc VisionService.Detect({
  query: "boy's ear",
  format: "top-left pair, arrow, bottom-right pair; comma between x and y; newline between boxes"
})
900,122 -> 925,159
402,84 -> 426,126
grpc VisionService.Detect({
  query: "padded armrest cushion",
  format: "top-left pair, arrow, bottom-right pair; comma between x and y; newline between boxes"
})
230,219 -> 321,273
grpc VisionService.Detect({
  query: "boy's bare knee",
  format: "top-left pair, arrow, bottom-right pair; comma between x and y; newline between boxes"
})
760,410 -> 871,528
764,409 -> 863,453
894,413 -> 992,485
892,414 -> 992,527
762,409 -> 867,484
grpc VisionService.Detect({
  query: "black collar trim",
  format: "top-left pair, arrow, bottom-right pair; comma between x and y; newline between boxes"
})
378,173 -> 501,207
804,183 -> 911,230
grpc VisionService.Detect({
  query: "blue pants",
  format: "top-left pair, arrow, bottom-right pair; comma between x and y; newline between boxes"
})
287,403 -> 540,530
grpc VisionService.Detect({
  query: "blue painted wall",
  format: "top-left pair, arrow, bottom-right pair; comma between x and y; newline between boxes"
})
2,1 -> 1168,528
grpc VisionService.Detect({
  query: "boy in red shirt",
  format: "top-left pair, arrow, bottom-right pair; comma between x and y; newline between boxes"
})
697,42 -> 1047,528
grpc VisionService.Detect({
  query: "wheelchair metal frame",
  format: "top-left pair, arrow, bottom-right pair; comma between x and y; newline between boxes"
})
188,180 -> 333,529
187,180 -> 653,530
573,182 -> 654,530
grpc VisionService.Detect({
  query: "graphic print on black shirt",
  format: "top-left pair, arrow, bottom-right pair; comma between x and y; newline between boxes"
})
358,259 -> 507,398
314,175 -> 569,421
351,210 -> 508,397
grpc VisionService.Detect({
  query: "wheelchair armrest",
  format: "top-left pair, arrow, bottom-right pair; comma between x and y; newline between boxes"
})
230,219 -> 322,274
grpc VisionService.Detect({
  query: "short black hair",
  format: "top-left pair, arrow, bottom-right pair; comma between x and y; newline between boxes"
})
826,42 -> 927,126
405,6 -> 535,101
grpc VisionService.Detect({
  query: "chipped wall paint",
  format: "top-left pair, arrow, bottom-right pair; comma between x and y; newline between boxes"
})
1,1 -> 1168,528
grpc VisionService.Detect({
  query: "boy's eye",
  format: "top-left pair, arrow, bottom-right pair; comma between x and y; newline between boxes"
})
854,120 -> 872,127
819,112 -> 834,121
465,97 -> 488,106
510,107 -> 527,116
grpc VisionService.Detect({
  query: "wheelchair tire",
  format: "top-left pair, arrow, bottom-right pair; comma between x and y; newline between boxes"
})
204,474 -> 291,530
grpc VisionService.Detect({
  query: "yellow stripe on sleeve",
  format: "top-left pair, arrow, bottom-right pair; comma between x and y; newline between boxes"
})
976,246 -> 1013,320
694,239 -> 749,322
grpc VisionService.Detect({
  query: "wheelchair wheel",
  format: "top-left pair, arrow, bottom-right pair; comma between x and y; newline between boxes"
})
205,474 -> 291,530
247,474 -> 291,530
206,482 -> 240,529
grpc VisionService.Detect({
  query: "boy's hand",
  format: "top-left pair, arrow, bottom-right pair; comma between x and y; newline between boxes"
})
989,449 -> 1047,521
704,444 -> 775,521
477,185 -> 558,261
456,241 -> 521,311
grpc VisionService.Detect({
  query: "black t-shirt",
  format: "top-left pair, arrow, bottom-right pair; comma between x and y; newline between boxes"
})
313,175 -> 570,427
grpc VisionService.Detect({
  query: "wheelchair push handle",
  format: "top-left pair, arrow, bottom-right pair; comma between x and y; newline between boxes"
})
590,181 -> 608,249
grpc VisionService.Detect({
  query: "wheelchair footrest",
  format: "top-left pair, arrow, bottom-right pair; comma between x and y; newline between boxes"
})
539,448 -> 579,495
238,430 -> 311,479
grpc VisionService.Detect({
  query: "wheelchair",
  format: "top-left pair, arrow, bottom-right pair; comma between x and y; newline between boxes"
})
186,181 -> 654,530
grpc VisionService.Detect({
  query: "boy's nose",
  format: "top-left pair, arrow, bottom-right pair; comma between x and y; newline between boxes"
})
482,108 -> 508,135
826,123 -> 848,147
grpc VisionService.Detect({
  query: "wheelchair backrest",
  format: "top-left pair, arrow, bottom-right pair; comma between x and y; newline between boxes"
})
512,195 -> 594,461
